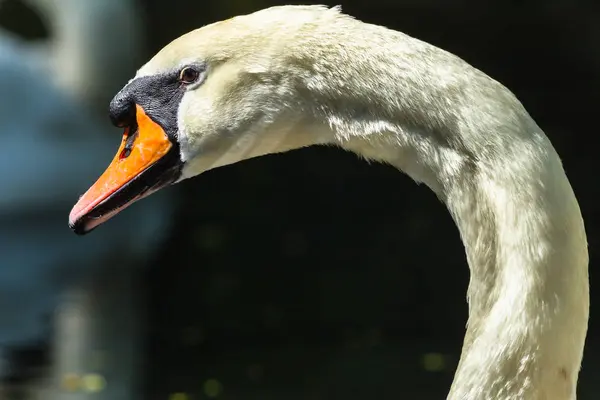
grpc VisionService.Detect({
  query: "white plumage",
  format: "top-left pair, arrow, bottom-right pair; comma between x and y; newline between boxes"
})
93,6 -> 586,399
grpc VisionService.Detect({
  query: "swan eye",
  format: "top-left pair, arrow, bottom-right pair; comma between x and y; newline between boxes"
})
178,66 -> 201,84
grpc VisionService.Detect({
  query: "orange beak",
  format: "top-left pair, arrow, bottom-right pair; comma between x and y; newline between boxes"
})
69,104 -> 176,234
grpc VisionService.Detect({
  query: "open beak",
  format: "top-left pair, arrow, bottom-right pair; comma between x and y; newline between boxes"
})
69,104 -> 178,235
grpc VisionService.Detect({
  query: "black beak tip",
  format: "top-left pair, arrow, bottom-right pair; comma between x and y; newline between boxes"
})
69,218 -> 93,236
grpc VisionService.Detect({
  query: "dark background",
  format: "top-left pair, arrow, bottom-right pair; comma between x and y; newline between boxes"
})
0,0 -> 598,399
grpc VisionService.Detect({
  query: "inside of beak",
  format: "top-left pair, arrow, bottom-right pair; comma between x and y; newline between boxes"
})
69,104 -> 172,234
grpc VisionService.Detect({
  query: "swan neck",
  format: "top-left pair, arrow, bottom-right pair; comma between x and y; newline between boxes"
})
311,74 -> 588,398
441,150 -> 589,399
291,29 -> 589,398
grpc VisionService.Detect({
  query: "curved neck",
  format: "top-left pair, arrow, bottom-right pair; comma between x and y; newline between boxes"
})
444,151 -> 588,400
286,22 -> 590,396
333,111 -> 589,400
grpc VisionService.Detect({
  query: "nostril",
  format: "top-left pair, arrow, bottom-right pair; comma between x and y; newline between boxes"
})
108,94 -> 135,127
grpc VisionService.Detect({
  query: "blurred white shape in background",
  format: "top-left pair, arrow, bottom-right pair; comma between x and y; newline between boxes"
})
0,0 -> 173,398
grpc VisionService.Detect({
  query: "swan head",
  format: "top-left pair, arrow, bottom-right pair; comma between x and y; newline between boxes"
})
69,5 -> 340,234
69,4 -> 524,234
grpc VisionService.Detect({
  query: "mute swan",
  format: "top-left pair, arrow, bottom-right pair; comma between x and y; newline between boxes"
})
0,0 -> 171,397
69,5 -> 589,400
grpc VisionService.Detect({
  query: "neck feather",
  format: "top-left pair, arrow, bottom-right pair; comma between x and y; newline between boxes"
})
334,95 -> 589,400
289,17 -> 589,399
442,145 -> 588,400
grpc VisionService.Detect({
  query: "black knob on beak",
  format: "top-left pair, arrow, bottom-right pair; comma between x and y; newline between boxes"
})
109,90 -> 136,127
